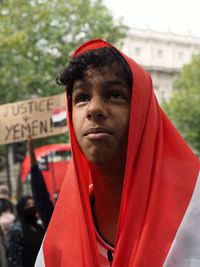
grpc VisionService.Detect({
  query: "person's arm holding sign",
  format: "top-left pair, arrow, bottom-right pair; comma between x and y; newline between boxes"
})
28,139 -> 54,229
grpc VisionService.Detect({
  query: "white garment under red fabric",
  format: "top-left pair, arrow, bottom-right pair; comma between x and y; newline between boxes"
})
95,218 -> 115,266
35,39 -> 200,267
35,226 -> 114,267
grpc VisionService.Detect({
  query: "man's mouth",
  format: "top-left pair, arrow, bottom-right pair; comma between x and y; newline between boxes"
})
83,127 -> 112,140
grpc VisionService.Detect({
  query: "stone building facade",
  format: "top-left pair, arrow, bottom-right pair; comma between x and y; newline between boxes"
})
121,27 -> 200,103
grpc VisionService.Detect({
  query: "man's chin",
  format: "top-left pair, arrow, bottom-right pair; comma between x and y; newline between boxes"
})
86,152 -> 113,165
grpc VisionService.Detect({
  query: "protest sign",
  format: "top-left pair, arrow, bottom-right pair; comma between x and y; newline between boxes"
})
0,93 -> 68,145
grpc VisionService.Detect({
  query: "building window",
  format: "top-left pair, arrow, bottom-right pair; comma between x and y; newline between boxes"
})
135,47 -> 141,56
157,49 -> 163,58
178,52 -> 184,60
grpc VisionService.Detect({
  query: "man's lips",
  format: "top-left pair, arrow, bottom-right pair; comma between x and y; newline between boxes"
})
83,127 -> 112,140
84,127 -> 112,136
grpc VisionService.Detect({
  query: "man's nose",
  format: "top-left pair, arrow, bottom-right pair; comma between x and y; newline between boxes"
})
86,96 -> 107,120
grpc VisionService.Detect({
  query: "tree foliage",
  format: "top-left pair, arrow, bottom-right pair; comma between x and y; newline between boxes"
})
0,0 -> 128,104
0,0 -> 128,172
163,54 -> 200,156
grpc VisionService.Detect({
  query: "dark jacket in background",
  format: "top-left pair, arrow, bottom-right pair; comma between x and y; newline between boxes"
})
6,196 -> 45,267
30,165 -> 54,229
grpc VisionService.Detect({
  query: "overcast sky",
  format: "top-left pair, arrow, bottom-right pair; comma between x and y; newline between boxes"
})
104,0 -> 200,37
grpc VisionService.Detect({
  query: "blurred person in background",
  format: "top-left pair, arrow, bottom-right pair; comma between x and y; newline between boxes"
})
6,196 -> 45,267
0,184 -> 15,237
0,226 -> 8,267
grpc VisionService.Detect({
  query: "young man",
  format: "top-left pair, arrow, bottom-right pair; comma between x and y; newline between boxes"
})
35,39 -> 200,267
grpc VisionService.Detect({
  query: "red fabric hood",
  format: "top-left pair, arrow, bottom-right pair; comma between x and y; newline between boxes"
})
42,39 -> 200,266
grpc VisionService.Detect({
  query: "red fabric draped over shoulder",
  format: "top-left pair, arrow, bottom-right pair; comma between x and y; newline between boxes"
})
42,39 -> 200,267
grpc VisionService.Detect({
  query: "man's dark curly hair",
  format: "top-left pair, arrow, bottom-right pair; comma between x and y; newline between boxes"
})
56,46 -> 132,110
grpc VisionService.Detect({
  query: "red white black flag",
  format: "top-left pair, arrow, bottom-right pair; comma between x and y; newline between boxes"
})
51,107 -> 66,128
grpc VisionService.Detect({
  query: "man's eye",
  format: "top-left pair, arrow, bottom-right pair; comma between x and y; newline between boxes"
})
107,91 -> 124,100
75,94 -> 89,103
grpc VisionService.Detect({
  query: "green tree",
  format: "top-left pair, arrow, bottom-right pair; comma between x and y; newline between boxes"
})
0,0 -> 128,104
0,0 -> 128,156
163,54 -> 200,155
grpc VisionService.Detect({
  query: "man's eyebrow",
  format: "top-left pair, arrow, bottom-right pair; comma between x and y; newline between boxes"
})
72,79 -> 128,91
104,80 -> 127,87
73,80 -> 91,90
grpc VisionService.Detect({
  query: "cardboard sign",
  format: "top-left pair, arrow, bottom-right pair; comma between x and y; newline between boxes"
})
0,93 -> 68,145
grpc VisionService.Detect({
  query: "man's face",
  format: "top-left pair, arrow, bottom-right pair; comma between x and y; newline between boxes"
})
72,65 -> 131,165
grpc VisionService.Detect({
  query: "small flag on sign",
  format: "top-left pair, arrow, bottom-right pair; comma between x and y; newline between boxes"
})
51,107 -> 66,128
